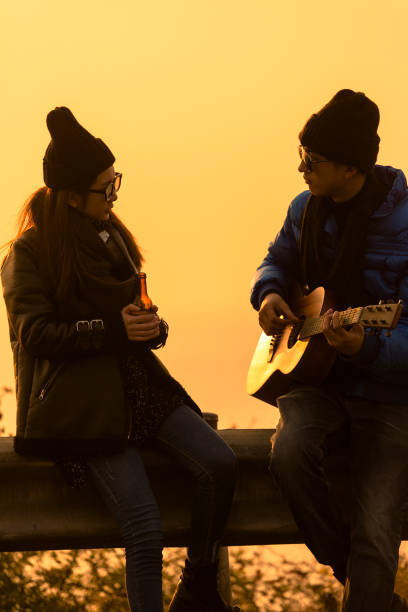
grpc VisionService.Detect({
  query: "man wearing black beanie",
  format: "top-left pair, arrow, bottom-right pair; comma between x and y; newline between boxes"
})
250,90 -> 408,611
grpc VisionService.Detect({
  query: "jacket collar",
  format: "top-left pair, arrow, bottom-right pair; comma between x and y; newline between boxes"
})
370,165 -> 408,218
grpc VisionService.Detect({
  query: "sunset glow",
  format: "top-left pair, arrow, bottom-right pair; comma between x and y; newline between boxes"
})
2,0 -> 408,434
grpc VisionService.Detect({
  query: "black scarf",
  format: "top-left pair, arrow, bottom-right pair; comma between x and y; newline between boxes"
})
48,208 -> 139,324
299,169 -> 389,309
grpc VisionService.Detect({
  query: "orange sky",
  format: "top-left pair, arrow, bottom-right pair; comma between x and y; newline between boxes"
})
1,1 -> 408,434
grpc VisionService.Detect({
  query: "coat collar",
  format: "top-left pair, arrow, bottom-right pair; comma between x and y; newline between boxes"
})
70,208 -> 139,274
370,165 -> 408,219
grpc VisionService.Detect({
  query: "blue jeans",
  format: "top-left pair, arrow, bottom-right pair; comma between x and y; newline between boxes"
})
270,385 -> 408,612
87,405 -> 238,612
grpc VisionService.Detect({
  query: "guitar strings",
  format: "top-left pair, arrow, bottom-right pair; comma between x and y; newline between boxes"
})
300,308 -> 361,339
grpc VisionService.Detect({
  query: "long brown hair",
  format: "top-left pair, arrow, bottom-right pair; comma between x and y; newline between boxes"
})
4,187 -> 143,303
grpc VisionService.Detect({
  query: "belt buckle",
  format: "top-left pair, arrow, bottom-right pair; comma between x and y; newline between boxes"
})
90,319 -> 104,332
75,320 -> 90,333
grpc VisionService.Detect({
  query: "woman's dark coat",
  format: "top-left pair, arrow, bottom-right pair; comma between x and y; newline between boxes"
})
1,218 -> 198,456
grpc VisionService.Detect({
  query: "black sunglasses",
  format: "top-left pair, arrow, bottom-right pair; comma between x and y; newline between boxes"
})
298,146 -> 331,173
87,172 -> 122,201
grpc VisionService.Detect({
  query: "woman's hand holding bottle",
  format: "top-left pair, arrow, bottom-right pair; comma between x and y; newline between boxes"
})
121,303 -> 160,341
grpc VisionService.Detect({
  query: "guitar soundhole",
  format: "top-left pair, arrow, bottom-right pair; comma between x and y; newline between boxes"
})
287,320 -> 304,349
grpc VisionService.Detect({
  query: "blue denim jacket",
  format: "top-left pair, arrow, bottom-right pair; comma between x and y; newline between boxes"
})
250,165 -> 408,403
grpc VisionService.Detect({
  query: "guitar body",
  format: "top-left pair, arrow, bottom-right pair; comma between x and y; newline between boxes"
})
247,285 -> 338,406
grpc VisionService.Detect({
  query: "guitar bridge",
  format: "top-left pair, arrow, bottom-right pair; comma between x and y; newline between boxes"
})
267,333 -> 282,362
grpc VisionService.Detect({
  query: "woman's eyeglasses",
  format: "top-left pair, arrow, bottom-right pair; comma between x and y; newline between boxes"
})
87,172 -> 122,201
298,145 -> 331,173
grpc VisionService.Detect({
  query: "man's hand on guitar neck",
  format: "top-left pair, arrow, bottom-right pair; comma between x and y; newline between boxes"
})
259,293 -> 300,335
322,308 -> 365,356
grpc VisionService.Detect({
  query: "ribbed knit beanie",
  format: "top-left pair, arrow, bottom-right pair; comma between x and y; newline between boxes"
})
43,107 -> 115,189
299,89 -> 380,172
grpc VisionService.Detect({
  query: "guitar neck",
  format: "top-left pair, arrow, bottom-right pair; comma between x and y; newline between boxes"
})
299,308 -> 362,340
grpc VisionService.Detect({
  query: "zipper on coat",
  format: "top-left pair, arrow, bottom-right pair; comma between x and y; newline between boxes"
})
38,363 -> 65,401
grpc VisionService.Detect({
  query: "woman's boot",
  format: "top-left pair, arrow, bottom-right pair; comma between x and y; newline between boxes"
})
168,559 -> 239,612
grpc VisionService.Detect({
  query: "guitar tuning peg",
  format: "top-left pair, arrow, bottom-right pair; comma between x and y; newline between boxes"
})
375,328 -> 382,336
378,299 -> 385,304
385,330 -> 392,338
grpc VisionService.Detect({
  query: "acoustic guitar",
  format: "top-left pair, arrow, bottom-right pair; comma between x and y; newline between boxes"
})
247,283 -> 402,406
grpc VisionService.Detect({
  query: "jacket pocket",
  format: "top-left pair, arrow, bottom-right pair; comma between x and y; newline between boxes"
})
37,362 -> 66,401
25,351 -> 127,442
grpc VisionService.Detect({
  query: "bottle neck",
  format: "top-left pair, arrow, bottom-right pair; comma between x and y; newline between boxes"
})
139,275 -> 148,297
137,273 -> 152,310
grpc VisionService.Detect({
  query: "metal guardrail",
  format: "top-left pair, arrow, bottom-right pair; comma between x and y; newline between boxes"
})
2,420 -> 398,553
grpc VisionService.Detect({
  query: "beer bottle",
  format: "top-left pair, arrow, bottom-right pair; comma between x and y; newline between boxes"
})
135,272 -> 153,311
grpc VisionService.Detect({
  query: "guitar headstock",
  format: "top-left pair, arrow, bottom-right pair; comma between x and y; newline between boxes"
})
358,300 -> 403,333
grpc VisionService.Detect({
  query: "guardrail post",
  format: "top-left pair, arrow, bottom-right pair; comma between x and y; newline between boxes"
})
203,412 -> 233,607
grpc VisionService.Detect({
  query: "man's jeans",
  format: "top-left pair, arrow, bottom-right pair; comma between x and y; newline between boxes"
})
87,404 -> 238,612
269,385 -> 408,612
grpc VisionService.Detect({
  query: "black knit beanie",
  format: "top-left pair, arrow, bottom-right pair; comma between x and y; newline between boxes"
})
43,107 -> 115,189
299,89 -> 380,172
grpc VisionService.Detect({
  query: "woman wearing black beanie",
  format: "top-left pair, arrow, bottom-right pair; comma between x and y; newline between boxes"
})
1,107 -> 238,612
